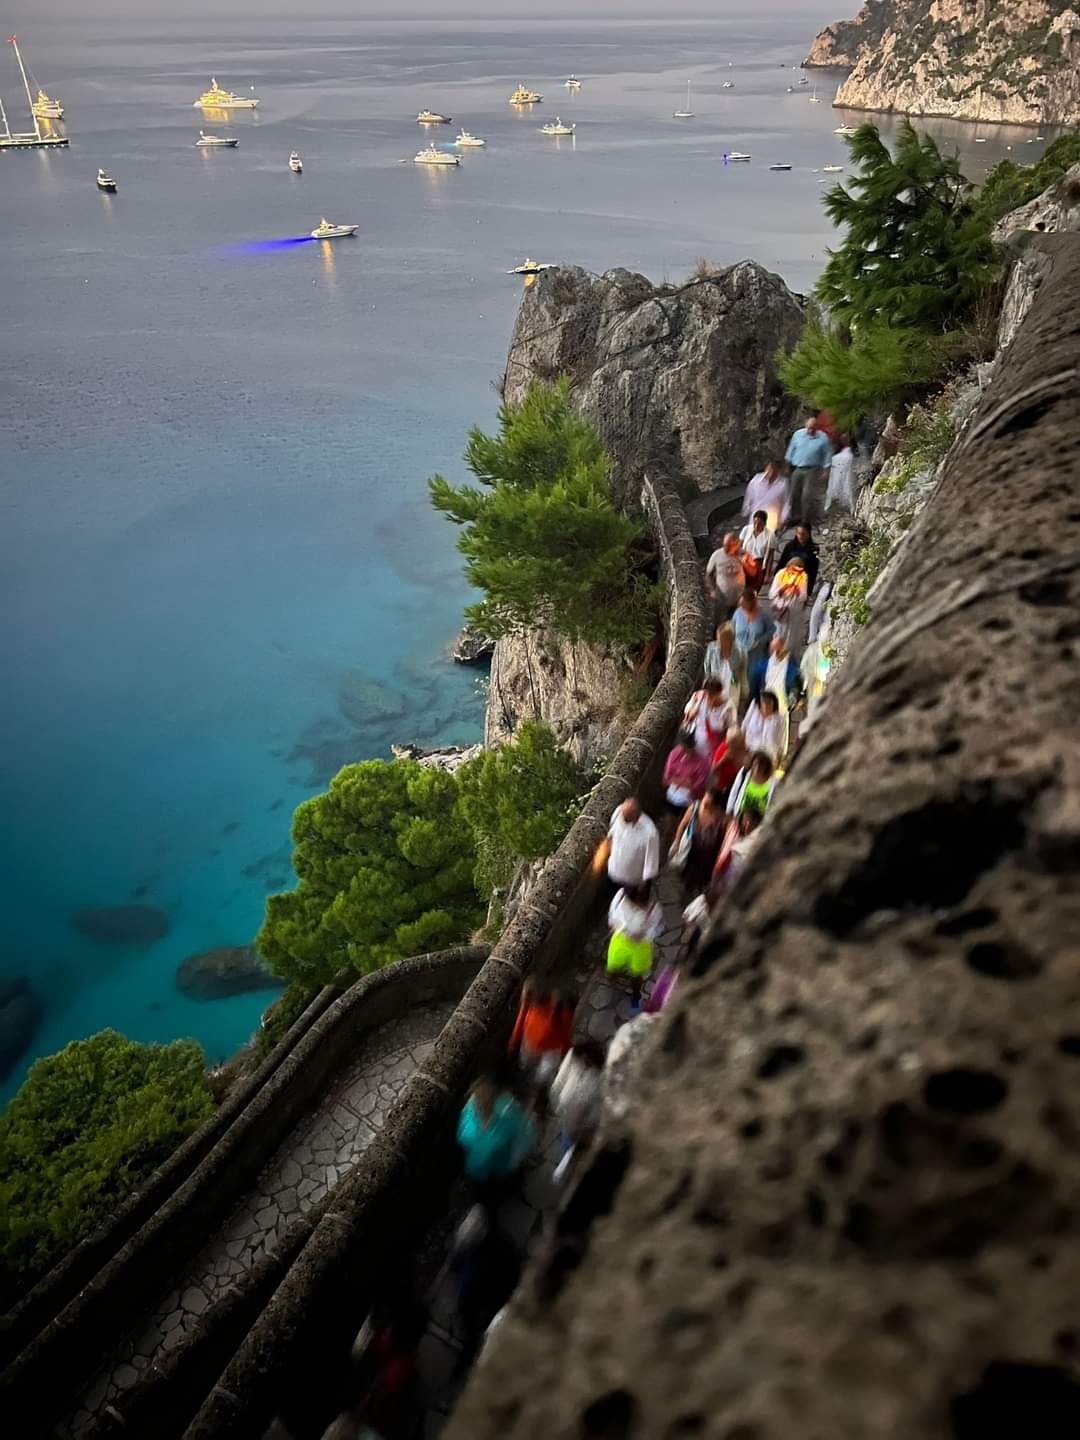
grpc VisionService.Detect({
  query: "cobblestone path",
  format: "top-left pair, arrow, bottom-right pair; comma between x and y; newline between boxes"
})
64,1001 -> 457,1439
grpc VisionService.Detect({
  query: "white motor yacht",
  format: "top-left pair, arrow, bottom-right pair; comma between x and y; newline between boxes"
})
196,131 -> 238,147
540,117 -> 574,135
32,88 -> 63,119
310,218 -> 358,238
417,109 -> 451,124
414,143 -> 460,165
722,81 -> 735,89
288,151 -> 303,171
1,36 -> 70,148
726,150 -> 751,161
835,125 -> 858,136
509,85 -> 543,104
508,258 -> 554,275
769,162 -> 792,171
564,76 -> 582,90
194,78 -> 258,109
821,163 -> 843,172
454,129 -> 486,147
96,168 -> 117,192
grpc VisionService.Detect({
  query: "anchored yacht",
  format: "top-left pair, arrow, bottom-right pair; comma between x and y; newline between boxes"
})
194,78 -> 258,108
821,163 -> 843,172
540,117 -> 574,135
414,143 -> 460,165
726,150 -> 751,161
769,162 -> 793,171
96,168 -> 117,192
454,129 -> 486,147
508,258 -> 554,275
288,150 -> 303,172
835,124 -> 858,136
564,76 -> 582,90
1,36 -> 70,148
310,218 -> 358,239
509,85 -> 543,104
674,81 -> 694,118
416,109 -> 451,123
33,88 -> 63,119
196,130 -> 238,147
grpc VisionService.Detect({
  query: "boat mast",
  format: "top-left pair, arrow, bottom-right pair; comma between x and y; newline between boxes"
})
9,36 -> 42,139
0,90 -> 10,139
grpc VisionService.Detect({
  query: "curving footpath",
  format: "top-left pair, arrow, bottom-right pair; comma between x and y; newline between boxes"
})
63,1000 -> 457,1437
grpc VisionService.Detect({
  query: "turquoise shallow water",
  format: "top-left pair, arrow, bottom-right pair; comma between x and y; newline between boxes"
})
0,12 -> 1052,1100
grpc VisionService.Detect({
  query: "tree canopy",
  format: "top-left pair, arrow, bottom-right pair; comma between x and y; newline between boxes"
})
429,378 -> 657,650
0,1030 -> 214,1290
257,758 -> 483,988
977,133 -> 1080,223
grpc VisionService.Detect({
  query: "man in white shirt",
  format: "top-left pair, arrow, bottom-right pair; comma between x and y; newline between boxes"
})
738,509 -> 775,591
705,533 -> 746,620
607,798 -> 660,888
742,461 -> 788,535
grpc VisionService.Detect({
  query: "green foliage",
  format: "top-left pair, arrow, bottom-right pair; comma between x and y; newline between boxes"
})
254,980 -> 322,1060
778,312 -> 951,431
458,722 -> 586,895
836,525 -> 898,625
817,121 -> 999,333
978,133 -> 1080,222
430,378 -> 658,649
0,1031 -> 214,1287
875,386 -> 960,495
257,759 -> 483,988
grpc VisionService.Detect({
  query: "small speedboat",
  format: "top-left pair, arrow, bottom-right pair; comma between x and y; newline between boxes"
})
722,81 -> 735,89
416,109 -> 451,124
414,144 -> 460,165
769,163 -> 792,171
508,258 -> 554,276
540,118 -> 575,136
974,136 -> 987,143
96,168 -> 117,192
196,131 -> 238,147
310,218 -> 358,239
288,151 -> 303,172
726,151 -> 751,161
798,76 -> 809,86
565,76 -> 582,90
821,163 -> 843,172
454,129 -> 486,147
835,125 -> 858,136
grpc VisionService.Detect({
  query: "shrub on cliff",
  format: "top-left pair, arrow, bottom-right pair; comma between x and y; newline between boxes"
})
257,759 -> 483,987
429,377 -> 657,650
978,133 -> 1080,222
0,1030 -> 214,1290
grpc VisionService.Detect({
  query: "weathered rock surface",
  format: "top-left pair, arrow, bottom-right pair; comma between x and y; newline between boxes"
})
72,905 -> 169,945
451,623 -> 495,665
997,170 -> 1080,349
448,237 -> 1080,1440
503,262 -> 805,504
176,945 -> 282,1001
389,741 -> 484,774
809,0 -> 1080,126
0,975 -> 43,1080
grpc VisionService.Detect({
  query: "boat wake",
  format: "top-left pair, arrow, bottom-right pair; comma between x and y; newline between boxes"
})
221,236 -> 318,255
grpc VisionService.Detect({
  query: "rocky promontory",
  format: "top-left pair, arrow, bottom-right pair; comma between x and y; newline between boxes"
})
807,0 -> 1080,126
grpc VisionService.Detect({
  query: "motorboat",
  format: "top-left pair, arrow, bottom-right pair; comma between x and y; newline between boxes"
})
414,143 -> 460,165
1,36 -> 70,148
674,81 -> 694,118
508,258 -> 554,275
310,218 -> 358,238
509,85 -> 543,104
96,167 -> 117,191
454,129 -> 486,147
565,76 -> 582,90
289,150 -> 303,171
32,88 -> 63,119
726,150 -> 751,161
974,136 -> 987,143
196,130 -> 238,146
194,78 -> 258,108
821,163 -> 843,172
722,81 -> 735,89
835,124 -> 858,136
769,162 -> 792,171
798,76 -> 809,86
540,117 -> 574,135
416,109 -> 451,123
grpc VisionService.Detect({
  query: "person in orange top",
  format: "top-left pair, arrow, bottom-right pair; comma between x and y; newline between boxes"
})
509,981 -> 576,1087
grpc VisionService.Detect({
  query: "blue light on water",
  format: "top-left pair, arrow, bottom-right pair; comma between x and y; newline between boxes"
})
222,236 -> 317,256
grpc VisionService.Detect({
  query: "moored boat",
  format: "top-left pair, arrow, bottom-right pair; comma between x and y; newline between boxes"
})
726,150 -> 751,161
540,117 -> 574,136
196,130 -> 238,147
509,84 -> 543,104
414,143 -> 460,165
194,78 -> 258,109
1,37 -> 70,149
96,167 -> 117,191
32,87 -> 63,119
674,81 -> 694,118
769,162 -> 792,171
288,150 -> 303,171
508,258 -> 554,275
416,109 -> 451,124
454,129 -> 486,147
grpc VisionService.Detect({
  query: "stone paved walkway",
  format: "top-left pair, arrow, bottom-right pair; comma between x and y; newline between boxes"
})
63,1001 -> 458,1439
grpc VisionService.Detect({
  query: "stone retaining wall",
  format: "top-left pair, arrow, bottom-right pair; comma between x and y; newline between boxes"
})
179,472 -> 709,1439
2,947 -> 488,1432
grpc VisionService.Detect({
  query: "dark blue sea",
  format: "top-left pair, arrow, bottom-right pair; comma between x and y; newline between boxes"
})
0,11 -> 1049,1099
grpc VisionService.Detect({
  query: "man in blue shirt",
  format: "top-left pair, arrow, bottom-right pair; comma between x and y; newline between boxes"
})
784,415 -> 833,528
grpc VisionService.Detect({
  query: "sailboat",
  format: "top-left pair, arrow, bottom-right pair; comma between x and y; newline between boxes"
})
674,82 -> 693,119
1,36 -> 69,148
809,85 -> 821,104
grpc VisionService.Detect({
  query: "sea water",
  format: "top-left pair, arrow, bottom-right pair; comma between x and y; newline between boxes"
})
0,12 -> 1048,1100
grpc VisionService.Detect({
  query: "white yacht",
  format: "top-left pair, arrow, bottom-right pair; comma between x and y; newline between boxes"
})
508,258 -> 554,275
310,218 -> 358,238
722,81 -> 735,89
726,150 -> 751,162
835,124 -> 858,136
564,76 -> 582,90
32,88 -> 63,119
821,163 -> 843,172
674,81 -> 694,118
96,168 -> 117,192
289,151 -> 303,171
509,85 -> 543,104
196,130 -> 238,147
769,162 -> 793,171
194,78 -> 258,109
809,86 -> 821,104
454,129 -> 486,147
416,109 -> 451,124
798,76 -> 809,86
1,36 -> 70,149
414,143 -> 460,165
540,117 -> 574,135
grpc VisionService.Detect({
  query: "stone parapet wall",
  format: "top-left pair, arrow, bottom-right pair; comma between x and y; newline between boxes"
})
447,236 -> 1080,1440
178,472 -> 709,1440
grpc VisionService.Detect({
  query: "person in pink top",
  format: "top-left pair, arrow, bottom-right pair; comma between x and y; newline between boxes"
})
662,729 -> 711,817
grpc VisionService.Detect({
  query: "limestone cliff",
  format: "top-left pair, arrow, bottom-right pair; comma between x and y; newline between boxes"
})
503,262 -> 805,506
807,0 -> 1080,126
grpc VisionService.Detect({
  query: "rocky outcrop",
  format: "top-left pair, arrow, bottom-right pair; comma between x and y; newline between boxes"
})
503,262 -> 805,506
176,945 -> 283,1001
997,167 -> 1080,347
390,741 -> 484,773
448,234 -> 1080,1440
71,905 -> 169,945
0,976 -> 43,1081
809,0 -> 1080,126
451,623 -> 495,665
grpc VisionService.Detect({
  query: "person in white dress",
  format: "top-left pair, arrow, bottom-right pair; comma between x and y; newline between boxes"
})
742,461 -> 788,535
825,434 -> 856,514
741,691 -> 787,766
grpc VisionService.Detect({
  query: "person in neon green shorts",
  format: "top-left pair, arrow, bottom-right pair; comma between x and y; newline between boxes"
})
607,881 -> 665,1013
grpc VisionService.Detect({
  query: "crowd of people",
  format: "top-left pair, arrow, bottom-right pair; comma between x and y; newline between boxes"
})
321,417 -> 850,1439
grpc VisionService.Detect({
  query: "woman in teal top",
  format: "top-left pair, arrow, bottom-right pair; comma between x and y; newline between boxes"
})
457,1076 -> 536,1185
734,588 -> 775,671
